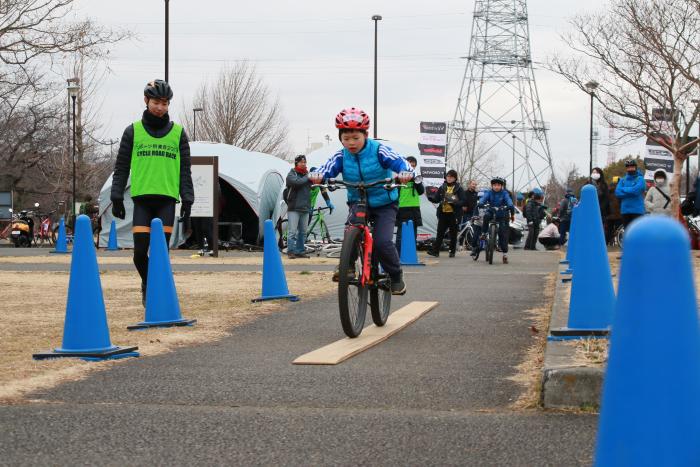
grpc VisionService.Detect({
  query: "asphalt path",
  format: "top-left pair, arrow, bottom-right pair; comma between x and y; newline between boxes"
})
0,249 -> 597,465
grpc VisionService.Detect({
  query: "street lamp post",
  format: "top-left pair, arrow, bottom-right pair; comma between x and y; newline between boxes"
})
164,0 -> 170,82
372,14 -> 382,140
192,107 -> 203,141
585,80 -> 599,177
67,79 -> 80,227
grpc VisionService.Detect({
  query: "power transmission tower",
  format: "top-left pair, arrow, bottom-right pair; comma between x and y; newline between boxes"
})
447,0 -> 553,192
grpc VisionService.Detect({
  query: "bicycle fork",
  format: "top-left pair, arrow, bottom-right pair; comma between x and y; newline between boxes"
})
361,226 -> 373,287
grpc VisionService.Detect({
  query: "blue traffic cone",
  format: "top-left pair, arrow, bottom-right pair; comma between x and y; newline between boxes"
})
561,204 -> 580,275
50,217 -> 69,254
253,219 -> 299,302
550,185 -> 613,339
595,216 -> 700,465
106,219 -> 120,251
128,218 -> 196,330
400,220 -> 425,266
33,215 -> 139,361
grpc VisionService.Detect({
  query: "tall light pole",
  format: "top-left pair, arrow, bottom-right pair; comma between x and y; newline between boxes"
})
585,80 -> 599,177
67,79 -> 80,227
372,14 -> 382,140
192,107 -> 203,141
164,0 -> 170,82
691,99 -> 700,197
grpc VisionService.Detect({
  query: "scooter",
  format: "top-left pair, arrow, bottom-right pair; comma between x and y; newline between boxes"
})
10,209 -> 35,247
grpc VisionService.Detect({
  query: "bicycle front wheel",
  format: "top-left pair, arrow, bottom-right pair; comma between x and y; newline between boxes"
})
338,227 -> 368,338
487,223 -> 497,265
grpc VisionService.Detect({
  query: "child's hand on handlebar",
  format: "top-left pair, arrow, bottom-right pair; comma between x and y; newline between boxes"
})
397,171 -> 413,184
309,172 -> 324,184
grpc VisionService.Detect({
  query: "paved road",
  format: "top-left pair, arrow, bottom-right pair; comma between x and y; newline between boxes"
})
0,250 -> 597,465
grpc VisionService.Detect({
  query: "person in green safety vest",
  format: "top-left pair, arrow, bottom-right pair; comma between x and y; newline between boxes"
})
394,156 -> 425,254
110,79 -> 194,306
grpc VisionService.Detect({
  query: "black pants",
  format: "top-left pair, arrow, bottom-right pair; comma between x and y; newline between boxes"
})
621,213 -> 642,229
193,217 -> 213,250
432,211 -> 458,255
525,223 -> 540,250
132,196 -> 176,286
538,237 -> 559,249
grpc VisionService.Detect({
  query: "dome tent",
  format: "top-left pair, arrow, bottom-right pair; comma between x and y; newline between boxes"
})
98,142 -> 291,248
305,139 -> 438,241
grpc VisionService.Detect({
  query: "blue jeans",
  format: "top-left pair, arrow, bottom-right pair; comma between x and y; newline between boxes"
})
287,210 -> 307,254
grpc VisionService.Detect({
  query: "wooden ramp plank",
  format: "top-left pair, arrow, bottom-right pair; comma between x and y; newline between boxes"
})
293,301 -> 439,365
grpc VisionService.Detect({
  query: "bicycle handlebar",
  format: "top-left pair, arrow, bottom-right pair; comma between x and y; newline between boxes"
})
312,177 -> 406,191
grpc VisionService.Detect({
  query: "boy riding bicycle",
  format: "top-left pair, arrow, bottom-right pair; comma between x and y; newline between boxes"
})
309,107 -> 413,295
475,177 -> 515,264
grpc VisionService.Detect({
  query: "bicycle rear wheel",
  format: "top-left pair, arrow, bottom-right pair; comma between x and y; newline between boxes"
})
370,261 -> 391,326
338,227 -> 368,338
487,224 -> 497,265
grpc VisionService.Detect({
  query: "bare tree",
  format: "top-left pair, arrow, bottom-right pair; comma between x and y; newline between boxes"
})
181,62 -> 290,157
447,137 -> 501,187
550,0 -> 700,215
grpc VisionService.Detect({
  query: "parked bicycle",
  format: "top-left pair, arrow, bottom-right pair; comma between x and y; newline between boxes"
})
277,206 -> 342,257
313,177 -> 405,338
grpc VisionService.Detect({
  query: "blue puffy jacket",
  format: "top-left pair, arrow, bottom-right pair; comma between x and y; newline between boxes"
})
478,189 -> 515,218
315,138 -> 411,208
615,171 -> 646,214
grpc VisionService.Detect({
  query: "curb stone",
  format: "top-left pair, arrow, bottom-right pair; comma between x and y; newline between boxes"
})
541,270 -> 604,409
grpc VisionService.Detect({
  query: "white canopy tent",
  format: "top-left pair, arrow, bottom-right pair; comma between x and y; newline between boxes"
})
98,142 -> 291,248
305,139 -> 438,241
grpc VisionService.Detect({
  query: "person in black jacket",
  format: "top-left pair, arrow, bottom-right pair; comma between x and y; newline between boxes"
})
427,169 -> 465,258
590,167 -> 610,231
524,188 -> 546,250
110,80 -> 194,306
285,155 -> 312,258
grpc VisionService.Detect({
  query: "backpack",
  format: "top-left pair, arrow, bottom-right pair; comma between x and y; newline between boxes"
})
681,192 -> 696,216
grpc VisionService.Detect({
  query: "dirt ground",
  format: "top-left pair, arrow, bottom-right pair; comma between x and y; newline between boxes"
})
0,254 -> 339,266
0,270 -> 333,403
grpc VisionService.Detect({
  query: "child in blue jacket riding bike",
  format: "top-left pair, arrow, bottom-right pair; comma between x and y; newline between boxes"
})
475,176 -> 515,264
309,107 -> 413,295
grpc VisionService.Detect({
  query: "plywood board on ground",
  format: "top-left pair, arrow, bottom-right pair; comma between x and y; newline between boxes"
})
293,301 -> 439,365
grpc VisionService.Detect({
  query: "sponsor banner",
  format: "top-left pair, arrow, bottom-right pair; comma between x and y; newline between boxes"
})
420,166 -> 446,180
420,121 -> 447,134
419,133 -> 447,146
644,137 -> 674,180
419,122 -> 447,189
418,144 -> 446,157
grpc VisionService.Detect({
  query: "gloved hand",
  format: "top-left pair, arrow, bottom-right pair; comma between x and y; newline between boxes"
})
112,199 -> 126,219
180,201 -> 192,220
327,201 -> 335,214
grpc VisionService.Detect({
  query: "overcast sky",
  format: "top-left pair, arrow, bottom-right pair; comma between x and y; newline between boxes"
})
73,0 -> 647,178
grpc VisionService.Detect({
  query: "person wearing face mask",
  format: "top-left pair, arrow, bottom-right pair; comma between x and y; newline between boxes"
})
614,159 -> 646,231
590,167 -> 610,228
644,170 -> 672,216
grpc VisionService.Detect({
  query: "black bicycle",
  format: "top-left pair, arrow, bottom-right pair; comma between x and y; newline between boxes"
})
473,205 -> 510,265
313,177 -> 404,338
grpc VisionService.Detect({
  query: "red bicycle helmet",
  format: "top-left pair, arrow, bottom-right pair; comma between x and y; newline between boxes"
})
335,107 -> 370,130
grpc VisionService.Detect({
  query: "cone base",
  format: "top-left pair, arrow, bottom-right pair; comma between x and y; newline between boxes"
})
400,262 -> 425,266
562,277 -> 572,283
49,250 -> 70,254
548,327 -> 610,341
252,294 -> 300,303
127,318 -> 197,330
559,260 -> 569,264
33,346 -> 139,360
106,247 -> 121,251
560,269 -> 573,275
